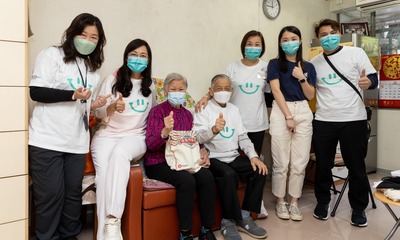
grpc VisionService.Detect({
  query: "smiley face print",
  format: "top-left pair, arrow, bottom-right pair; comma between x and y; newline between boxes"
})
129,98 -> 149,113
219,126 -> 235,139
321,73 -> 342,85
238,82 -> 260,94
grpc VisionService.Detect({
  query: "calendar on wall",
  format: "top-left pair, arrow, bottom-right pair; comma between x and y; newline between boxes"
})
379,54 -> 400,108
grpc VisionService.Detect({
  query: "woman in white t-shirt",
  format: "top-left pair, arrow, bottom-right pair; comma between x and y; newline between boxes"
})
196,30 -> 270,218
29,13 -> 107,239
91,39 -> 156,240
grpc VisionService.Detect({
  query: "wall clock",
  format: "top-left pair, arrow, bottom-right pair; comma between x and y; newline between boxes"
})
262,0 -> 281,20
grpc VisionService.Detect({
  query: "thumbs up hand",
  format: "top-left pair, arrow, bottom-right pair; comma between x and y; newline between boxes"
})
212,112 -> 226,134
358,68 -> 371,90
90,94 -> 111,110
292,61 -> 305,81
163,111 -> 174,131
115,92 -> 125,113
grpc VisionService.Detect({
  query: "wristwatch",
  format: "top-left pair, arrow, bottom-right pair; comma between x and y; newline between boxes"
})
204,147 -> 210,155
299,78 -> 306,83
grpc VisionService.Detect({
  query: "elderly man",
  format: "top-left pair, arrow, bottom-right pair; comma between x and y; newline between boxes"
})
193,74 -> 268,240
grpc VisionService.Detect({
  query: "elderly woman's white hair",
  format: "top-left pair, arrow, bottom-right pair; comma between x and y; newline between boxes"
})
163,72 -> 188,92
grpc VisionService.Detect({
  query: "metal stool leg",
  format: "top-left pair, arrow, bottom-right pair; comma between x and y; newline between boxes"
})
368,182 -> 377,209
331,178 -> 339,194
383,203 -> 400,240
331,175 -> 376,217
331,176 -> 349,217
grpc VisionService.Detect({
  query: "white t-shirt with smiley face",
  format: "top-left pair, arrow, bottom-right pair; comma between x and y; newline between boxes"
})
225,59 -> 270,132
29,47 -> 100,154
93,74 -> 156,137
310,46 -> 376,122
193,99 -> 258,163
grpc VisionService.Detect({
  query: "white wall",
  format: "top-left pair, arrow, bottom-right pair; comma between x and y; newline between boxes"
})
0,0 -> 28,237
28,0 -> 400,172
377,109 -> 400,171
28,0 -> 331,102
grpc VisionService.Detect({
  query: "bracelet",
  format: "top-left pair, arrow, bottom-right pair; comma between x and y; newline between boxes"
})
285,116 -> 294,120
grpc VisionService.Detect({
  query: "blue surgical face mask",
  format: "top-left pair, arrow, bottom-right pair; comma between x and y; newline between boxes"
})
320,34 -> 340,51
167,92 -> 186,106
74,37 -> 97,55
244,47 -> 262,60
282,41 -> 300,56
127,56 -> 148,73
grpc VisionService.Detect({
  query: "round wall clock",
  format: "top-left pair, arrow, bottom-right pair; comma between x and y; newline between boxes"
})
262,0 -> 281,20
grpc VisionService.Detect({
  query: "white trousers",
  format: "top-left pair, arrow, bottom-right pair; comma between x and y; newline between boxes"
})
270,100 -> 313,199
91,134 -> 146,240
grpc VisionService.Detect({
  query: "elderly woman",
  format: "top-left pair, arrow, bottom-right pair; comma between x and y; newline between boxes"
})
145,73 -> 216,240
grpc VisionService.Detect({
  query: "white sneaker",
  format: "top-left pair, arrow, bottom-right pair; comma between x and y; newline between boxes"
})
104,217 -> 123,240
289,203 -> 303,221
275,202 -> 290,220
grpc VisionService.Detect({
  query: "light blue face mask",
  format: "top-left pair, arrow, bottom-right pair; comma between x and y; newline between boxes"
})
282,41 -> 300,56
320,34 -> 340,51
73,37 -> 97,55
127,56 -> 148,73
167,92 -> 186,106
244,47 -> 262,60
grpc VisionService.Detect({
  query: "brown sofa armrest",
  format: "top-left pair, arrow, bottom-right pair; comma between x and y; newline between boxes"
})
121,165 -> 143,240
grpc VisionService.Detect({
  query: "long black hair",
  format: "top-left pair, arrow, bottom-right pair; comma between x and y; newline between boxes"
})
60,13 -> 106,72
112,39 -> 152,98
278,26 -> 304,73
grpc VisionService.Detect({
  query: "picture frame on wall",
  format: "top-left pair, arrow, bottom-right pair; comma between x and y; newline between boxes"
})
340,22 -> 369,36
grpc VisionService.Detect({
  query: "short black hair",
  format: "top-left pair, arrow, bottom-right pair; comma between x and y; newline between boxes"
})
314,19 -> 340,37
240,30 -> 265,58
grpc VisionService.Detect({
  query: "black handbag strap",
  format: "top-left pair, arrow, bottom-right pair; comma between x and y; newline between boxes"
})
323,53 -> 363,100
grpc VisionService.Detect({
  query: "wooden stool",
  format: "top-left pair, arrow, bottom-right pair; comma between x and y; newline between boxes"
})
374,191 -> 400,240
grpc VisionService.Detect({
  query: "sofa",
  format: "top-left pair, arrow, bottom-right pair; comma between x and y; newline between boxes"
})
121,165 -> 248,240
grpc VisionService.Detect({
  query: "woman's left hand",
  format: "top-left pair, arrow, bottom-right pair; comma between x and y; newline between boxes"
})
286,119 -> 297,133
199,148 -> 210,167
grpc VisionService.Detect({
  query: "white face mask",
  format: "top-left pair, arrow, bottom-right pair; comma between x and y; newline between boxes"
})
213,91 -> 231,104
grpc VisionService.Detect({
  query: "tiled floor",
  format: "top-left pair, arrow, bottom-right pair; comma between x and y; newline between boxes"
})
65,172 -> 400,239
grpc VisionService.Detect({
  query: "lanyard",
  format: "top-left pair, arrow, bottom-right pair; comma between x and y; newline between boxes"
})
75,60 -> 89,131
75,60 -> 88,103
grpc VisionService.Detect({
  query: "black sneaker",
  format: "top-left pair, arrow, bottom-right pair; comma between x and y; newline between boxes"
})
351,210 -> 368,227
198,227 -> 216,240
313,203 -> 329,220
